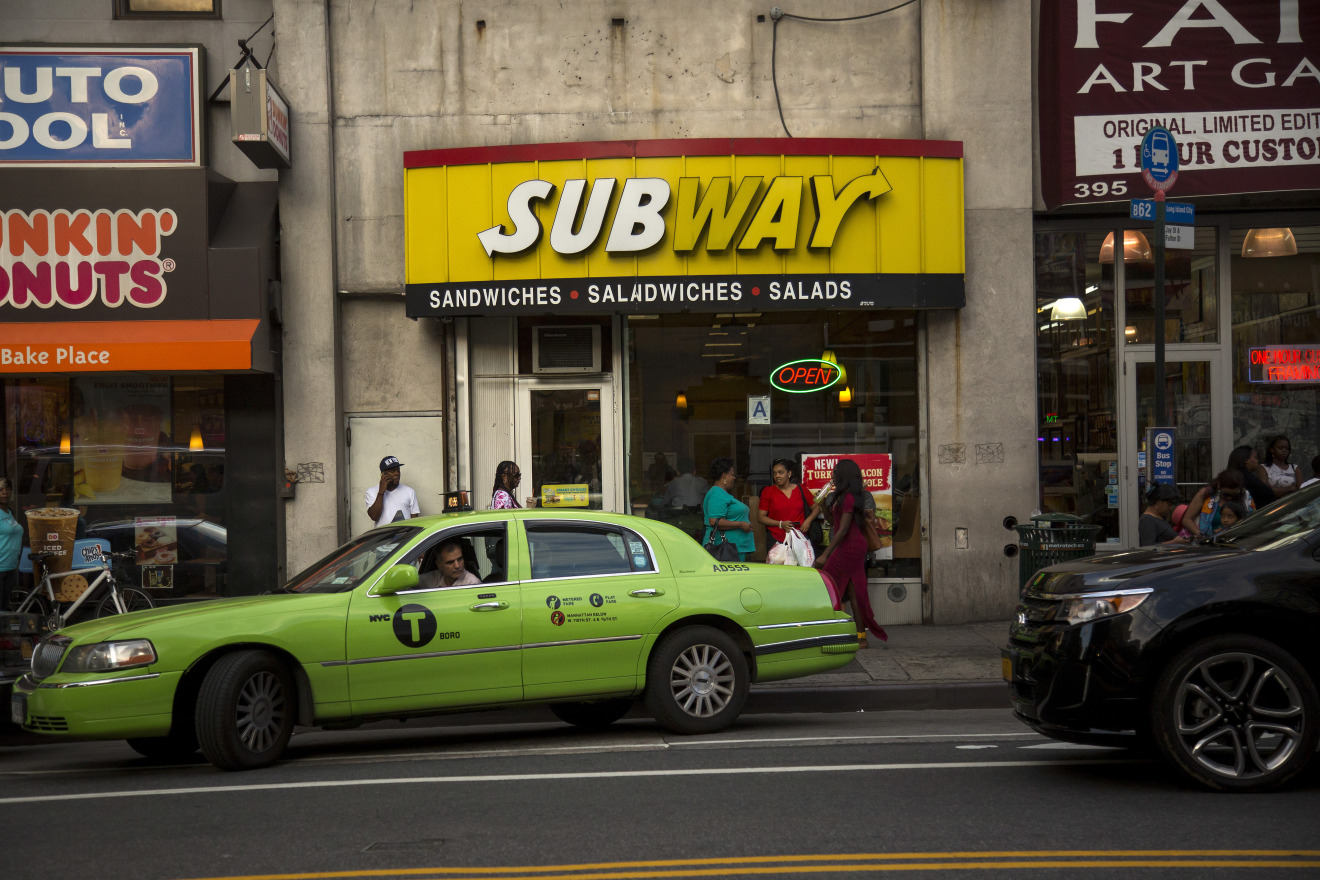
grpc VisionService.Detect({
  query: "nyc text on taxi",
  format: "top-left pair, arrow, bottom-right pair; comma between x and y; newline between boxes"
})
13,510 -> 857,769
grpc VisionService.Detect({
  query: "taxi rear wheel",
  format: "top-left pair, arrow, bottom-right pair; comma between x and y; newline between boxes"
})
645,626 -> 748,735
195,650 -> 295,771
550,699 -> 633,729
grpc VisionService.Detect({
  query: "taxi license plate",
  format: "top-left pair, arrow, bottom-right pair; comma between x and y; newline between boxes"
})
10,692 -> 25,726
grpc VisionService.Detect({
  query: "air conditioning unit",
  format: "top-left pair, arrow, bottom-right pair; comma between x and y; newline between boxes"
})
532,325 -> 601,373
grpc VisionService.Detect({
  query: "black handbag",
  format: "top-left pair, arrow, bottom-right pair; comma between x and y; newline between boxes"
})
703,527 -> 740,561
800,486 -> 824,549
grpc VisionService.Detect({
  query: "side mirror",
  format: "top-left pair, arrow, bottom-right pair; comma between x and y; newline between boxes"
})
375,564 -> 419,596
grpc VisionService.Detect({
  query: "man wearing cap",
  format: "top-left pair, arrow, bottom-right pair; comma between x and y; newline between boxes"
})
366,456 -> 420,526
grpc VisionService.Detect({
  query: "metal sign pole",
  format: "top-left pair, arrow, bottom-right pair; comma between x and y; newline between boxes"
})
1154,190 -> 1166,427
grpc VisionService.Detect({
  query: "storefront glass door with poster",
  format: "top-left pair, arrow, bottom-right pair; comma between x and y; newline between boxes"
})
515,381 -> 618,512
1122,353 -> 1223,545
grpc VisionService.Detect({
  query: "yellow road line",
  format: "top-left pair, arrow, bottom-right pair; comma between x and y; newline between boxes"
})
174,851 -> 1320,880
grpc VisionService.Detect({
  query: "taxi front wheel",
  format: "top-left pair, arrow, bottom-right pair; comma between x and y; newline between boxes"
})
195,650 -> 296,771
645,626 -> 748,735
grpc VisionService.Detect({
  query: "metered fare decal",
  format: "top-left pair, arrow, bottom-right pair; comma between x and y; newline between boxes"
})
0,208 -> 178,309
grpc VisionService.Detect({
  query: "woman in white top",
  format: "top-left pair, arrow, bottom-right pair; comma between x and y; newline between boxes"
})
1262,435 -> 1302,498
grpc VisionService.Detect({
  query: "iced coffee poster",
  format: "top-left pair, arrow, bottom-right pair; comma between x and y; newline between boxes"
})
800,453 -> 894,560
135,516 -> 178,566
72,379 -> 172,504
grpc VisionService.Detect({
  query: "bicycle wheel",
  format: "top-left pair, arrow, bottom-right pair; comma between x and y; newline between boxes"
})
14,590 -> 51,621
96,587 -> 155,618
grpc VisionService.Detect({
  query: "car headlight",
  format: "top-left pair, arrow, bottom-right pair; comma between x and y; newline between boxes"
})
62,640 -> 157,673
1053,588 -> 1152,625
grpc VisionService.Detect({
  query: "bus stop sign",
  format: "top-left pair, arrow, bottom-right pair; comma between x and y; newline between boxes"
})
1141,127 -> 1179,193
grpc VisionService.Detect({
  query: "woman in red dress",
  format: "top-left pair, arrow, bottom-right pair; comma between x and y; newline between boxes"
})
813,459 -> 887,647
756,458 -> 818,550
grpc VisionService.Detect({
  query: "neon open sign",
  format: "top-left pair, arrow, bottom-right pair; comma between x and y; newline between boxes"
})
771,359 -> 842,393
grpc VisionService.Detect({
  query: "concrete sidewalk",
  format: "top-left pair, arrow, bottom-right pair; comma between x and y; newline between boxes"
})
746,619 -> 1013,714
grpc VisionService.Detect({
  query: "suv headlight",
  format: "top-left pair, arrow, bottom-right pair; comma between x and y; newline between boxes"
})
62,640 -> 157,673
1053,588 -> 1152,625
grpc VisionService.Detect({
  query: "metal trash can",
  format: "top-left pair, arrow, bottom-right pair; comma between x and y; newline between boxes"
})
1013,514 -> 1101,593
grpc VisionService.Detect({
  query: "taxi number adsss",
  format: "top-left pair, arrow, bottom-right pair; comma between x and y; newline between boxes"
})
713,563 -> 750,572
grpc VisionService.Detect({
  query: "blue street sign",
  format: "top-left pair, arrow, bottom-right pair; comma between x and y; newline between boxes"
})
1141,127 -> 1179,192
1148,427 -> 1176,486
1165,202 -> 1195,224
1131,199 -> 1156,220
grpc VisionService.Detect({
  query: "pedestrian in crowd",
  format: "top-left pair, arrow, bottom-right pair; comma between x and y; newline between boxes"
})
1217,499 -> 1249,531
1261,435 -> 1303,498
0,477 -> 21,612
756,458 -> 817,550
1138,483 -> 1188,546
419,539 -> 481,589
1183,469 -> 1255,538
646,452 -> 677,495
662,455 -> 707,509
490,460 -> 536,509
365,455 -> 420,526
813,458 -> 887,647
1301,454 -> 1320,490
701,457 -> 755,561
1227,445 -> 1275,509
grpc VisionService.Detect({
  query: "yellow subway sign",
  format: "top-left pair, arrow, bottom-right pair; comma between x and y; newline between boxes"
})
404,138 -> 965,317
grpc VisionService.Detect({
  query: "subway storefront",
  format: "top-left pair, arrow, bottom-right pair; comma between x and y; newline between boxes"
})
404,138 -> 964,623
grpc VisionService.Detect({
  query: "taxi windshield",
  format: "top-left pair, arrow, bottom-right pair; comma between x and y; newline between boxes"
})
284,526 -> 419,593
1211,483 -> 1320,551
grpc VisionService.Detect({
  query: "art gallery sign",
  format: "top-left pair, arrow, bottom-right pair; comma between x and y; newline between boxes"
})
402,138 -> 967,317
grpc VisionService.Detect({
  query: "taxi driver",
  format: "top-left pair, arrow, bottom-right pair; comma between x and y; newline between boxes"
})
420,539 -> 481,589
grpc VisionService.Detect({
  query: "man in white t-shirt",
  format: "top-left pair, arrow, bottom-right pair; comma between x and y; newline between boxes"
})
365,455 -> 420,526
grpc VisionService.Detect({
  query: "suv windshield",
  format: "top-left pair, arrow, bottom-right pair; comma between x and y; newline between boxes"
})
1212,483 -> 1320,551
284,526 -> 418,593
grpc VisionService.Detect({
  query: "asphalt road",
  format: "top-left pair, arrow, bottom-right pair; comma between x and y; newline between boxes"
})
2,708 -> 1318,880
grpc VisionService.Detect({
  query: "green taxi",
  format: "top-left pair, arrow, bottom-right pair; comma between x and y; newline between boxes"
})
12,510 -> 858,770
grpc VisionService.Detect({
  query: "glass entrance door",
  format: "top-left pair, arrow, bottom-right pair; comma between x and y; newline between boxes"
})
1121,352 -> 1224,545
516,380 -> 618,511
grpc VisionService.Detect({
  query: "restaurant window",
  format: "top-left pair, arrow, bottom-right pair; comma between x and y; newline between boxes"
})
1230,225 -> 1320,483
1034,231 -> 1119,542
625,310 -> 921,577
4,375 -> 228,602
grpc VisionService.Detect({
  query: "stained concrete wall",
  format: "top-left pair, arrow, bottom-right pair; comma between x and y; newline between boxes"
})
278,0 -> 1036,618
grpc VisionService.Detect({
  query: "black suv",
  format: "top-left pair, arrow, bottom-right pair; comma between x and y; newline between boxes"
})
1004,484 -> 1320,792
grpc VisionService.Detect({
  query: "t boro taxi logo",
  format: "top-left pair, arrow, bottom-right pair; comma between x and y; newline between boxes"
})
0,207 -> 178,309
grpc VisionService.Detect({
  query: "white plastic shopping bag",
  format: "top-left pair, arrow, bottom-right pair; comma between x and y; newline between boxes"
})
765,542 -> 789,564
784,528 -> 815,567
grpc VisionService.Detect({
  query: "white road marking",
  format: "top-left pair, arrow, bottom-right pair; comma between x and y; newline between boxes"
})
0,758 -> 1140,806
955,744 -> 998,750
1019,742 -> 1127,751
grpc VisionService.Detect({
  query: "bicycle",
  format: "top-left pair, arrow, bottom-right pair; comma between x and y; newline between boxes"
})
12,549 -> 154,631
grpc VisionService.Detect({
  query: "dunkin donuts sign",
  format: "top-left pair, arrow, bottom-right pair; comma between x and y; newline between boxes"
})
0,207 -> 178,309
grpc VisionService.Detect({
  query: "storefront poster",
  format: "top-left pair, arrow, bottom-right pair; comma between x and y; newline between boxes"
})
800,453 -> 893,560
134,516 -> 178,566
74,379 -> 172,504
1039,2 -> 1320,208
541,483 -> 590,507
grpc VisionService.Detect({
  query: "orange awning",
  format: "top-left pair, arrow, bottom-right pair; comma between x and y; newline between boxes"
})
0,320 -> 260,373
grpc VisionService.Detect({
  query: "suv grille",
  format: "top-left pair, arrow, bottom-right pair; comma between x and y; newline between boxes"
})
31,635 -> 72,681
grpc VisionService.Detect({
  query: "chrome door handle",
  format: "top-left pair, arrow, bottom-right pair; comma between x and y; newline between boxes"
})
470,601 -> 509,611
628,588 -> 665,597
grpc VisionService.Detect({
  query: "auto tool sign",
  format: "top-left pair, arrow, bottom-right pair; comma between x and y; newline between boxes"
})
1040,2 -> 1320,207
0,47 -> 202,167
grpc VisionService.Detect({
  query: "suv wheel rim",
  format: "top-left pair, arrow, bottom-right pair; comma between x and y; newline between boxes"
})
1174,651 -> 1306,780
670,644 -> 734,718
236,670 -> 286,753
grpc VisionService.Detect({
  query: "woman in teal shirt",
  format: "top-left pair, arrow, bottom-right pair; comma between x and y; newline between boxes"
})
0,477 -> 22,612
702,457 -> 755,561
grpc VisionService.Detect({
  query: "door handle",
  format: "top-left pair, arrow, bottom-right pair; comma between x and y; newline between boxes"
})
470,601 -> 509,611
628,588 -> 665,598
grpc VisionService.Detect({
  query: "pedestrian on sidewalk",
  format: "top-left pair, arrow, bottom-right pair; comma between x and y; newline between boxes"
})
365,455 -> 420,526
813,458 -> 887,647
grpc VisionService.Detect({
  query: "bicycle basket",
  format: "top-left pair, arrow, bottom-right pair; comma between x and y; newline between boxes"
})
53,574 -> 91,603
